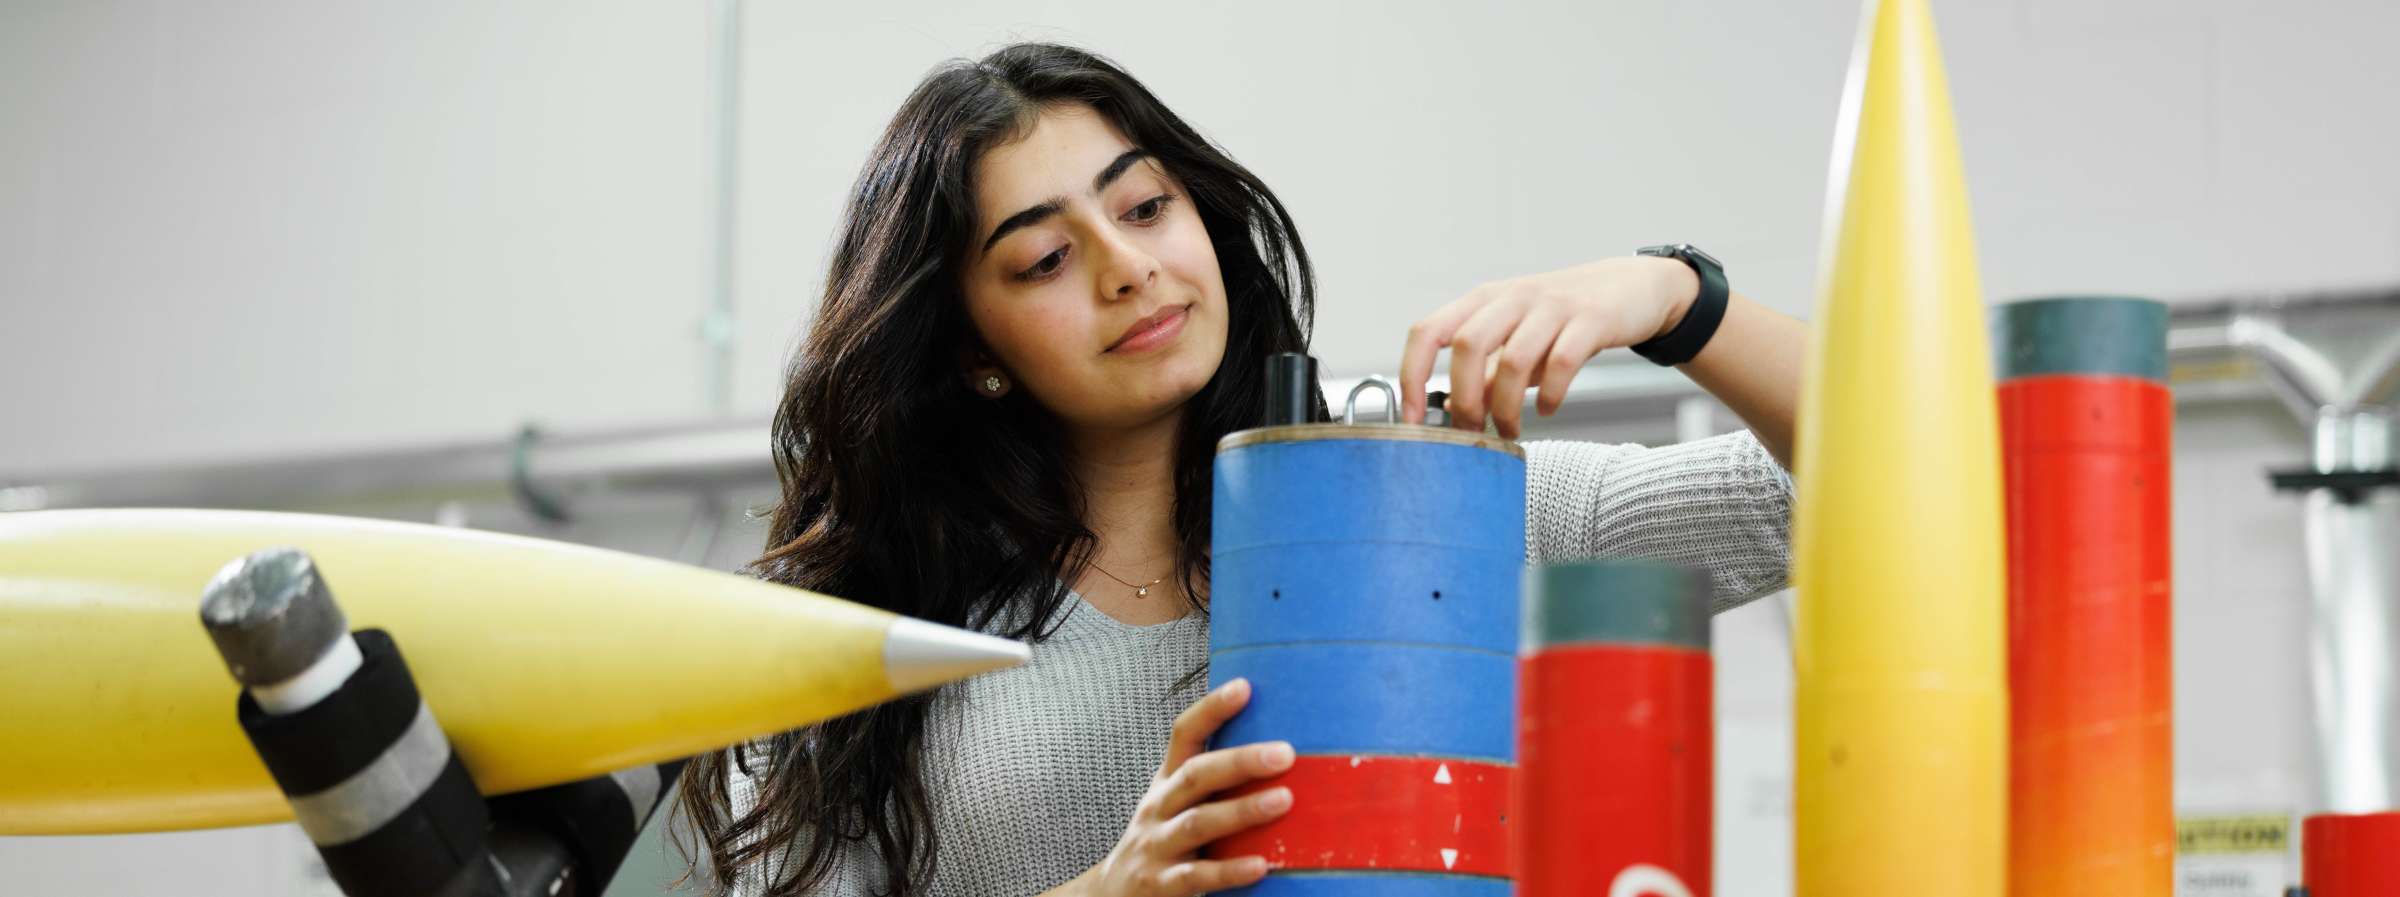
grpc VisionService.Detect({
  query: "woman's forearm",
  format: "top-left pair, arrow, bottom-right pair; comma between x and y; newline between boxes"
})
1679,291 -> 1803,468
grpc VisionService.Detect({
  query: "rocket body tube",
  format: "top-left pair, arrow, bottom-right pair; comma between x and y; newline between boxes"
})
2302,811 -> 2400,897
1515,561 -> 1712,897
1996,297 -> 2174,895
1205,423 -> 1525,893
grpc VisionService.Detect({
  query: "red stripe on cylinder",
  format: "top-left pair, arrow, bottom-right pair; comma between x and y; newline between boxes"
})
1209,755 -> 1509,877
1515,644 -> 1712,897
2304,812 -> 2400,896
2001,374 -> 2174,896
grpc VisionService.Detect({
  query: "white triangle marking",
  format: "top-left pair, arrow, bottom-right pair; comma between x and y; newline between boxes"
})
1441,848 -> 1459,870
1432,763 -> 1452,784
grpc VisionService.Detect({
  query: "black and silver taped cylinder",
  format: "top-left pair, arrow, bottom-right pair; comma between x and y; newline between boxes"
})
236,629 -> 496,897
200,548 -> 500,897
241,628 -> 494,897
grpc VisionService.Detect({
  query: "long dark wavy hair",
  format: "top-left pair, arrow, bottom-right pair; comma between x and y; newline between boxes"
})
673,43 -> 1316,896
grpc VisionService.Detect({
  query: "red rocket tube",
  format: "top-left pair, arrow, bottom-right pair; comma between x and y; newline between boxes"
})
1996,297 -> 2173,896
1516,561 -> 1712,897
2303,812 -> 2400,896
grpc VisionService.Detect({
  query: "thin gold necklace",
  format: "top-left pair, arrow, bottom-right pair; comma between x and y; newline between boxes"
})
1091,564 -> 1168,599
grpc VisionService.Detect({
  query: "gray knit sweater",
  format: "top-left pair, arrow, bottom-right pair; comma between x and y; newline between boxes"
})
730,431 -> 1794,896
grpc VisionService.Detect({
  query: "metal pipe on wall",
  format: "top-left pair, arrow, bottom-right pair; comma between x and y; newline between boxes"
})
2302,487 -> 2400,813
2217,303 -> 2400,815
0,289 -> 2389,519
0,419 -> 772,514
701,0 -> 744,417
0,366 -> 1694,513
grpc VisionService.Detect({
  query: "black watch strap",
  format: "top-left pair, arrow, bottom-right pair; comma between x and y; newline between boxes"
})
1631,243 -> 1729,366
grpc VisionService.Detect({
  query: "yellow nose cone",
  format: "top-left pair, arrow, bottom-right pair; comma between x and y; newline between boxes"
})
1791,0 -> 2009,894
0,509 -> 1026,835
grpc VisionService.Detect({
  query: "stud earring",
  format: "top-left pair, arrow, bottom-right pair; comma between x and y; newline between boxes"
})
980,374 -> 1007,396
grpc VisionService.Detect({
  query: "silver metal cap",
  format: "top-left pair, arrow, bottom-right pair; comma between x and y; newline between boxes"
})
199,547 -> 350,687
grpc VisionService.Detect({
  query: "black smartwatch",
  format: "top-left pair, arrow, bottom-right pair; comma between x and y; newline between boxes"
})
1631,243 -> 1729,366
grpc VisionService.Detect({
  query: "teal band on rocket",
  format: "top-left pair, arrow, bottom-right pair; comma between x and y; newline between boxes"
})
1521,560 -> 1710,653
1993,296 -> 2169,383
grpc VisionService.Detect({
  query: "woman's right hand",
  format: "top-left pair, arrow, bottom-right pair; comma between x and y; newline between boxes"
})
1063,677 -> 1295,896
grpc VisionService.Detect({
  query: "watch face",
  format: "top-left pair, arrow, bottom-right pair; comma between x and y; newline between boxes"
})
1639,243 -> 1722,271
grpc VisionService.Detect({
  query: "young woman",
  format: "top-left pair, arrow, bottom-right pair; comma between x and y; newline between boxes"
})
677,42 -> 1802,897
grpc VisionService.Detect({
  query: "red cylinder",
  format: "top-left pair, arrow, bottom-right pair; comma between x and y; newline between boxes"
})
1214,755 -> 1511,876
1516,562 -> 1711,897
2303,812 -> 2400,896
1997,297 -> 2174,897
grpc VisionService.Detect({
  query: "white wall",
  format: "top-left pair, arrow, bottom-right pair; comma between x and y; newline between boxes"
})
728,0 -> 2400,411
1,0 -> 712,472
2,0 -> 2391,894
9,0 -> 2397,473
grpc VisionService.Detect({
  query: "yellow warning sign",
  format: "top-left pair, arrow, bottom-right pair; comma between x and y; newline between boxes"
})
2177,814 -> 2290,856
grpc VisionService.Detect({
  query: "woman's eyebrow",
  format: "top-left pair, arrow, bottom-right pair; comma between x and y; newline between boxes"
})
981,199 -> 1066,257
1091,148 -> 1151,194
979,148 -> 1154,257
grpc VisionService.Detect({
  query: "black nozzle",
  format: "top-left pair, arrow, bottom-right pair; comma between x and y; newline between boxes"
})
1264,353 -> 1319,426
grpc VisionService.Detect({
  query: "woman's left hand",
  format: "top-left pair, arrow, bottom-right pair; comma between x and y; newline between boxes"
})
1398,255 -> 1700,438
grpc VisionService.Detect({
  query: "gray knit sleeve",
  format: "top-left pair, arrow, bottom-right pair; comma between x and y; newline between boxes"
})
1522,430 -> 1794,611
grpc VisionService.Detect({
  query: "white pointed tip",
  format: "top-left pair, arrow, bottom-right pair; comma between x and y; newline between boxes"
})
1440,848 -> 1458,870
881,616 -> 1031,694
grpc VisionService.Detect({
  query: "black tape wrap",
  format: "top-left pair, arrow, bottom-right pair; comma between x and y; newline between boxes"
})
235,629 -> 495,897
316,760 -> 492,897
